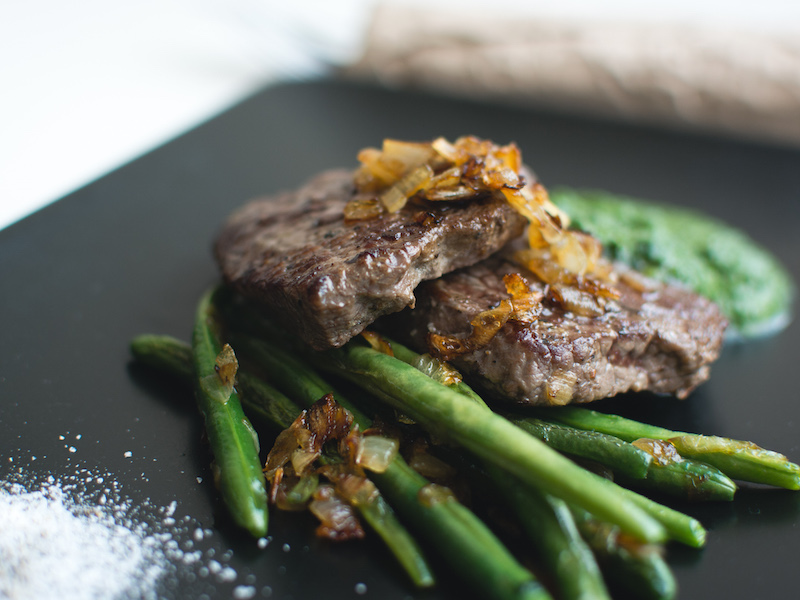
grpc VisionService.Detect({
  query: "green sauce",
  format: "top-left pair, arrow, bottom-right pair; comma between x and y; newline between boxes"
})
550,188 -> 794,339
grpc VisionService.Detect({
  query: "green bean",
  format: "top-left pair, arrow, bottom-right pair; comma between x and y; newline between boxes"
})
512,413 -> 736,501
236,372 -> 302,431
535,406 -> 800,490
509,417 -> 652,480
486,465 -> 611,600
375,458 -> 551,600
622,457 -> 737,502
190,290 -> 269,538
571,508 -> 677,600
583,469 -> 706,548
669,435 -> 800,490
387,342 -> 489,409
130,333 -> 193,381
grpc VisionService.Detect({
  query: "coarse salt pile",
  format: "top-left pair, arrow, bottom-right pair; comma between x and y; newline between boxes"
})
0,479 -> 168,600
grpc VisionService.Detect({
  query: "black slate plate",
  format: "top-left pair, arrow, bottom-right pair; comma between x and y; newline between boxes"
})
2,80 -> 799,600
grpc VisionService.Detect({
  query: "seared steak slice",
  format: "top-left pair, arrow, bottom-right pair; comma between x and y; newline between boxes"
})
390,256 -> 727,405
214,169 -> 527,350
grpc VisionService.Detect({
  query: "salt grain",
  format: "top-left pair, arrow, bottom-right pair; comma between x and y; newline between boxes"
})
233,585 -> 257,599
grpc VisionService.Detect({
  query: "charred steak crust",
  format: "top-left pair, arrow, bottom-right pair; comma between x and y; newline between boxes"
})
391,257 -> 727,405
214,169 -> 528,350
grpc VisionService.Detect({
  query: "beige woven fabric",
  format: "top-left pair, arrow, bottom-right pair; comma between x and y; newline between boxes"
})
344,4 -> 800,146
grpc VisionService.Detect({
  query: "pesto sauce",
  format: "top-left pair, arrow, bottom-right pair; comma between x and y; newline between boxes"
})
550,188 -> 794,339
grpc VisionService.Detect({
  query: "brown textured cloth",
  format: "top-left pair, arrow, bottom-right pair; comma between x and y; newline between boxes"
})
344,4 -> 800,146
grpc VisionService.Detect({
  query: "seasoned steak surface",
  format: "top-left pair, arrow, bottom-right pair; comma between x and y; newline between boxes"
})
390,256 -> 727,405
214,169 -> 527,350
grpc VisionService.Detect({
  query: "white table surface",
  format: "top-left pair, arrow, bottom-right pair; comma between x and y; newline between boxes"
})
2,0 -> 797,231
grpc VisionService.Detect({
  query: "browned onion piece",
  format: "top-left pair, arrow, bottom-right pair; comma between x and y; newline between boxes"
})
633,439 -> 683,466
548,285 -> 605,318
351,136 -> 624,360
343,195 -> 383,222
411,353 -> 463,386
428,273 -> 543,361
262,393 -> 407,541
407,451 -> 458,482
424,185 -> 478,201
361,330 -> 394,356
356,435 -> 399,473
309,484 -> 365,540
380,164 -> 434,213
418,483 -> 456,507
428,301 -> 513,362
544,370 -> 579,406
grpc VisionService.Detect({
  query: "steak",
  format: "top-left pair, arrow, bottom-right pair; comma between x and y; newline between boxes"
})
387,255 -> 727,405
214,169 -> 527,350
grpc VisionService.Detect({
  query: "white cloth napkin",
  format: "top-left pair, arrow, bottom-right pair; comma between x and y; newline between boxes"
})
345,3 -> 800,146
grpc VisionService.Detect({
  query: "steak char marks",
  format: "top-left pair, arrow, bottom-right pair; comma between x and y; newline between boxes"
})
392,256 -> 727,405
215,169 -> 527,350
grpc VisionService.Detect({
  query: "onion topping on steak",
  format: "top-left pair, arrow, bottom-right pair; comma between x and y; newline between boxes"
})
385,254 -> 727,406
214,169 -> 527,350
349,137 -> 610,290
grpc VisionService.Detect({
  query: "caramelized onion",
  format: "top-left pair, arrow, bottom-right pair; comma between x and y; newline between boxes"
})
361,330 -> 394,356
356,435 -> 399,473
428,273 -> 543,361
548,285 -> 605,318
349,135 -> 623,353
334,473 -> 380,507
418,483 -> 456,507
411,353 -> 463,386
309,485 -> 365,541
262,393 -> 404,541
350,135 -> 613,286
544,370 -> 579,406
380,164 -> 434,213
343,195 -> 383,222
632,438 -> 683,466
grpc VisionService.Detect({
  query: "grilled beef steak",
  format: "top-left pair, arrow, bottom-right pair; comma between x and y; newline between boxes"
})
388,255 -> 727,405
214,169 -> 527,350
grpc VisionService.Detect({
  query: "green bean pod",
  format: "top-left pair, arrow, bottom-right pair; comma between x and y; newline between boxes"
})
509,417 -> 652,480
191,290 -> 269,538
583,470 -> 706,548
571,508 -> 677,600
373,459 -> 551,600
622,457 -> 737,502
130,333 -> 193,381
536,406 -> 800,490
487,465 -> 611,600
